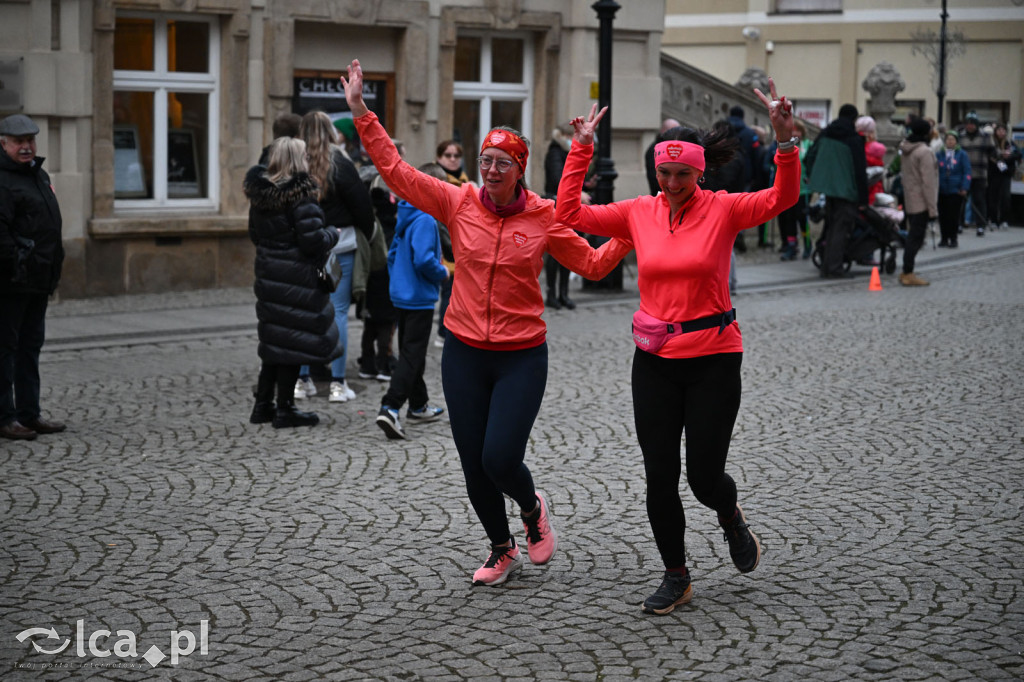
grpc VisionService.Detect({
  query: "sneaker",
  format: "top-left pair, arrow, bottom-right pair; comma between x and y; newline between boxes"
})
1000,222 -> 1009,230
977,226 -> 985,237
433,337 -> 446,348
472,540 -> 523,586
521,493 -> 557,565
328,381 -> 347,402
721,505 -> 761,573
358,370 -> 378,380
294,377 -> 316,400
375,405 -> 406,440
407,405 -> 444,422
375,372 -> 391,382
329,380 -> 356,403
641,570 -> 693,615
899,272 -> 930,287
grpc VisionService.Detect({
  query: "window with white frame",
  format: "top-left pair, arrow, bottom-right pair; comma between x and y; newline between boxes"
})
453,34 -> 533,183
112,14 -> 220,209
773,0 -> 842,13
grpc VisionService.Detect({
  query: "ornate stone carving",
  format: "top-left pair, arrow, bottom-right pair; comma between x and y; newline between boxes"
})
407,102 -> 425,132
735,68 -> 769,96
344,0 -> 372,18
486,0 -> 522,26
863,61 -> 906,138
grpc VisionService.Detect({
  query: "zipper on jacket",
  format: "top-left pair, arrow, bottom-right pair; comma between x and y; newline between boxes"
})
486,218 -> 505,342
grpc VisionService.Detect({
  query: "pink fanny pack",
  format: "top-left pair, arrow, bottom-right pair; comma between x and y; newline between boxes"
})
631,308 -> 737,353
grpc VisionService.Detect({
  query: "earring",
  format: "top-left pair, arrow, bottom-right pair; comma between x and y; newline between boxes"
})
699,176 -> 706,184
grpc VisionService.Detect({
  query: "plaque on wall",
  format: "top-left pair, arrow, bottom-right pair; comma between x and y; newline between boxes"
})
167,128 -> 202,198
113,124 -> 148,198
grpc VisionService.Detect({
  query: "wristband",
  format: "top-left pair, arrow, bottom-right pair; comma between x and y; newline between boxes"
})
777,136 -> 799,152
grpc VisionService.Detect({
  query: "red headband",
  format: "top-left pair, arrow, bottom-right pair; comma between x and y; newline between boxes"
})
480,129 -> 529,172
654,140 -> 705,173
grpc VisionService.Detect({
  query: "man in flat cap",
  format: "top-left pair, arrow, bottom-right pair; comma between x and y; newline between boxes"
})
0,113 -> 66,440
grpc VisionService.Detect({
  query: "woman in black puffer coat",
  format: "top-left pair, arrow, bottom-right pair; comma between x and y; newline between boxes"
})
244,137 -> 341,428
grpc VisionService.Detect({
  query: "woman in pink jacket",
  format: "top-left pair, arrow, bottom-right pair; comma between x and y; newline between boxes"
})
557,79 -> 799,615
341,60 -> 631,587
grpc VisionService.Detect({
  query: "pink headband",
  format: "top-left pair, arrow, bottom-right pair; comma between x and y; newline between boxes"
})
654,140 -> 705,173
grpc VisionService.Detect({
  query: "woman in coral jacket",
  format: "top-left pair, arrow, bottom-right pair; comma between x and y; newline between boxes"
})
556,79 -> 799,616
341,60 -> 632,587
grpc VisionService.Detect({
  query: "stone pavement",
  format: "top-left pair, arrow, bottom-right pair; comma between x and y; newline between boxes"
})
1,228 -> 1023,680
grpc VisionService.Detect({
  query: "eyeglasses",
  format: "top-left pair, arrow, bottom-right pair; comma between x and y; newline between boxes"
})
477,156 -> 515,173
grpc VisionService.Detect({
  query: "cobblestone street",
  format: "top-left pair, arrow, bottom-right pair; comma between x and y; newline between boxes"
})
2,247 -> 1023,681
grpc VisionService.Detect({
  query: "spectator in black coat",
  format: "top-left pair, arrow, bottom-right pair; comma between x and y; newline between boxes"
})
0,114 -> 66,441
295,111 -> 376,404
244,137 -> 342,429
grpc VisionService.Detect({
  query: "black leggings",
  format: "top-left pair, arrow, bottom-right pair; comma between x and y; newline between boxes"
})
631,350 -> 742,569
441,335 -> 546,545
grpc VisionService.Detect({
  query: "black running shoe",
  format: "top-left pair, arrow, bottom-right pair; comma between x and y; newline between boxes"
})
376,405 -> 406,440
721,505 -> 761,573
641,570 -> 693,615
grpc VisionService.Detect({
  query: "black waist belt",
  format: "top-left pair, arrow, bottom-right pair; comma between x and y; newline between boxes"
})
669,308 -> 737,336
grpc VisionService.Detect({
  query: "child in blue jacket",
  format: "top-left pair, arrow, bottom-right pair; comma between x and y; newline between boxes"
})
936,130 -> 972,248
375,163 -> 451,439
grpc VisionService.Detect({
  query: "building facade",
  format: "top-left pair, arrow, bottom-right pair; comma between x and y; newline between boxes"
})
664,0 -> 1024,132
0,0 -> 664,298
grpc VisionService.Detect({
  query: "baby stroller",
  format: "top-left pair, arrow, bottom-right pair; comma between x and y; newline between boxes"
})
811,170 -> 906,275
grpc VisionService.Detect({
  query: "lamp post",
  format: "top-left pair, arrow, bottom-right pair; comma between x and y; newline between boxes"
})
937,0 -> 948,123
591,0 -> 619,206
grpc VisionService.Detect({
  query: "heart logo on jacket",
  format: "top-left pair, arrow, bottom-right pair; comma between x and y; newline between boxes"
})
512,231 -> 527,247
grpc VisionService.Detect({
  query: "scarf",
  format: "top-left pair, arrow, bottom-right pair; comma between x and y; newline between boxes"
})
479,185 -> 527,217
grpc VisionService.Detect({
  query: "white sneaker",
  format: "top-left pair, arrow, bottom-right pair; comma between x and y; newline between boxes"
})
329,380 -> 356,402
999,222 -> 1009,230
294,377 -> 316,400
407,405 -> 444,422
328,381 -> 348,402
433,337 -> 445,348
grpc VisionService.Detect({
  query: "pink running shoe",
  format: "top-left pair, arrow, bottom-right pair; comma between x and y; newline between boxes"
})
521,493 -> 558,565
472,540 -> 523,586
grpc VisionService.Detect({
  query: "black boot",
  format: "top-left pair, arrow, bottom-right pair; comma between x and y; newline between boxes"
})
272,400 -> 320,429
558,272 -> 575,310
252,366 -> 276,423
249,401 -> 276,424
545,289 -> 562,309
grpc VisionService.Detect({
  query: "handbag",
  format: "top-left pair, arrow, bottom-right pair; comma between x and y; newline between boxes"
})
288,208 -> 344,293
317,251 -> 342,293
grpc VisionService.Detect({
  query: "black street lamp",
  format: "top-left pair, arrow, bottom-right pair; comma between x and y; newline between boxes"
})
937,0 -> 948,123
591,0 -> 619,206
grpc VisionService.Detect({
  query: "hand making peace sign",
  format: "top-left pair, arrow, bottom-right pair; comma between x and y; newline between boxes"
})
753,77 -> 795,142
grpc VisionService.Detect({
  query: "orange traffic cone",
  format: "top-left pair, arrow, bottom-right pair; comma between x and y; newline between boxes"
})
869,266 -> 883,291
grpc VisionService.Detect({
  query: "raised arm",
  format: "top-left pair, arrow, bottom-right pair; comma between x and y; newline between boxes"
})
553,114 -> 632,241
722,77 -> 801,229
341,60 -> 459,224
